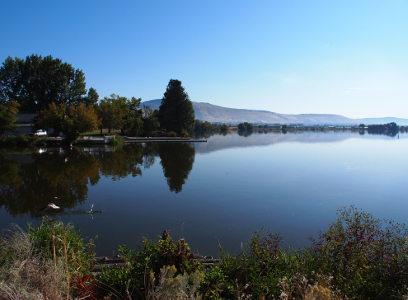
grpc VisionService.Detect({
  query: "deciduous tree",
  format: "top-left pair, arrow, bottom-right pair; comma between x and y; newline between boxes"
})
98,94 -> 142,134
0,101 -> 20,139
65,103 -> 100,140
84,87 -> 99,107
0,54 -> 93,112
142,105 -> 160,134
37,102 -> 67,136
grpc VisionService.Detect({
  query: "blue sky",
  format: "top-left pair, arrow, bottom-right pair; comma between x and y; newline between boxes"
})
1,0 -> 407,119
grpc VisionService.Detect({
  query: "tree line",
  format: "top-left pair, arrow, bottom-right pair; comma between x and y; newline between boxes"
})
0,55 -> 195,140
194,120 -> 229,133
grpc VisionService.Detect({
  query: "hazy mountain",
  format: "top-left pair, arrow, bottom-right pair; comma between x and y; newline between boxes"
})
141,99 -> 408,125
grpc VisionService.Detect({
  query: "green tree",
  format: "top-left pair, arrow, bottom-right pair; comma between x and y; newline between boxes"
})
121,96 -> 142,135
0,101 -> 20,139
84,87 -> 99,107
220,123 -> 229,133
158,79 -> 195,134
64,103 -> 100,140
245,122 -> 254,131
98,94 -> 142,134
37,102 -> 67,136
98,96 -> 125,133
238,123 -> 246,131
142,105 -> 160,134
0,54 -> 88,112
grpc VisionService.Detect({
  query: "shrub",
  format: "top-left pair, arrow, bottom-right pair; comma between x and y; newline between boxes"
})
201,228 -> 297,299
27,218 -> 96,275
308,206 -> 408,299
201,208 -> 408,299
98,230 -> 202,298
181,130 -> 189,138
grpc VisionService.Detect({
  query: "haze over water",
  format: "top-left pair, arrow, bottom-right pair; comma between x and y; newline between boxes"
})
1,131 -> 407,256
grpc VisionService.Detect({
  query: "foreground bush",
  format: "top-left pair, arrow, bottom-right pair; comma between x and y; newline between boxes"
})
27,218 -> 96,275
98,230 -> 202,298
200,206 -> 408,299
1,207 -> 408,299
0,224 -> 67,299
0,219 -> 96,300
308,206 -> 408,299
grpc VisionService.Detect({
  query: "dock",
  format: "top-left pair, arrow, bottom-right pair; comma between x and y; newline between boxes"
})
93,254 -> 218,272
47,136 -> 207,144
125,137 -> 207,143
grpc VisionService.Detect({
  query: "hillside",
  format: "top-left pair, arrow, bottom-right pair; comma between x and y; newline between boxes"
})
141,100 -> 408,125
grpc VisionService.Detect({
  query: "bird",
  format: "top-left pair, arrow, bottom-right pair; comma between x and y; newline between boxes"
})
41,203 -> 60,211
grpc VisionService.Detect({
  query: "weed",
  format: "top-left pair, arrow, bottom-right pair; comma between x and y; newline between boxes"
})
98,230 -> 203,299
148,265 -> 203,299
27,217 -> 96,275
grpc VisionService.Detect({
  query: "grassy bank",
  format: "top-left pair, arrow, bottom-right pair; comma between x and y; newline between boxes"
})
1,206 -> 408,299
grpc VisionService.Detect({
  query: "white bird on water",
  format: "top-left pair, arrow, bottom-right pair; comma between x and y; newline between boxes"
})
41,203 -> 60,211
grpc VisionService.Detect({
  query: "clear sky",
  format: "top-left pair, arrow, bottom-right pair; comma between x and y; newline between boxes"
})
1,0 -> 407,119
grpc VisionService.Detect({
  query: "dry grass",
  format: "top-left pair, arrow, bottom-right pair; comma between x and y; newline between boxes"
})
0,224 -> 68,300
148,265 -> 202,300
278,273 -> 347,300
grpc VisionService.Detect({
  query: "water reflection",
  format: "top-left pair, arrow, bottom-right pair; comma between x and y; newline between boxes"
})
1,130 -> 406,219
0,154 -> 21,189
0,149 -> 100,218
97,145 -> 144,180
238,129 -> 253,137
0,143 -> 196,218
158,143 -> 195,193
1,131 -> 408,257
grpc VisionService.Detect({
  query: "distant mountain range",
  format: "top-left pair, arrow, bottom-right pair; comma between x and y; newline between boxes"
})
141,99 -> 408,125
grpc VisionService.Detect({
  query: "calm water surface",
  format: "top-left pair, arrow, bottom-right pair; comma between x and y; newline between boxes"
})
1,131 -> 407,256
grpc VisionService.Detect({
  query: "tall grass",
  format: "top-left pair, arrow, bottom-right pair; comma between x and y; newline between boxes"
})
0,218 -> 96,300
0,224 -> 67,300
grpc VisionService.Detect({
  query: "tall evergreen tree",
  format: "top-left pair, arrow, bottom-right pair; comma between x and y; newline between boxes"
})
158,79 -> 195,133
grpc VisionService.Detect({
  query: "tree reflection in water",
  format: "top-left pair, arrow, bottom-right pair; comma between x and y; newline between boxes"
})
0,149 -> 101,218
97,144 -> 144,180
0,142 -> 196,218
158,143 -> 195,193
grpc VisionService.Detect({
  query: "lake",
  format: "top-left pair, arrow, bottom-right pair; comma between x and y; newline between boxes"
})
1,130 -> 407,257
